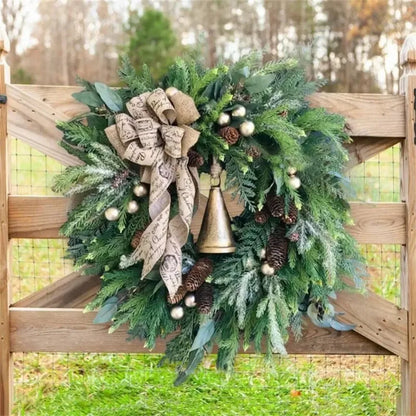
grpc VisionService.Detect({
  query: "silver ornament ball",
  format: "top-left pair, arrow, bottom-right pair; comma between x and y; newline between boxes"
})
288,175 -> 301,190
239,120 -> 255,137
287,166 -> 297,176
170,305 -> 185,320
261,262 -> 275,276
217,112 -> 231,126
184,293 -> 197,308
104,207 -> 120,221
165,86 -> 179,99
259,248 -> 267,260
127,200 -> 139,214
231,105 -> 247,118
133,183 -> 148,198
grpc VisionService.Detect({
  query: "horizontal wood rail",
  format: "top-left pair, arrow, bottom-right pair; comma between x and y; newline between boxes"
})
6,85 -> 405,167
10,270 -> 408,358
8,195 -> 406,245
9,307 -> 391,356
13,272 -> 100,308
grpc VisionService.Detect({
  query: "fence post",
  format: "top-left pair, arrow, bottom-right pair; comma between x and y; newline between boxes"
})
0,24 -> 11,416
400,33 -> 416,416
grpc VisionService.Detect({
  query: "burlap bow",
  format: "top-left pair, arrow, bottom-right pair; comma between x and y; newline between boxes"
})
105,88 -> 201,296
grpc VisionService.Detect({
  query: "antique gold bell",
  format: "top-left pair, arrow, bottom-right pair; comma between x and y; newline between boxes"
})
197,185 -> 236,253
196,155 -> 236,255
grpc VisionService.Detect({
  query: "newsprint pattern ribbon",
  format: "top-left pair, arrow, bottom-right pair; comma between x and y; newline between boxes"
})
104,88 -> 201,296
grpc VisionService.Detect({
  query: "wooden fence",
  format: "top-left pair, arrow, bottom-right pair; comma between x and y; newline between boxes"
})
1,28 -> 416,415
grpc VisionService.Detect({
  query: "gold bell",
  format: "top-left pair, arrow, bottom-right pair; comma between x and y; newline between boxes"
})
197,185 -> 236,253
196,155 -> 236,255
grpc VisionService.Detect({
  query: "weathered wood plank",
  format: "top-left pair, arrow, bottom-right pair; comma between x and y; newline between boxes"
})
9,307 -> 390,355
13,85 -> 405,139
6,84 -> 81,166
346,137 -> 401,169
332,289 -> 408,360
308,93 -> 405,138
13,85 -> 84,119
0,31 -> 12,416
13,272 -> 100,308
8,196 -> 69,238
346,202 -> 406,244
398,36 -> 416,415
9,196 -> 406,245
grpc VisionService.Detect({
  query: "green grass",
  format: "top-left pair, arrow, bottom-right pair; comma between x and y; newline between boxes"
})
10,140 -> 402,415
13,354 -> 399,416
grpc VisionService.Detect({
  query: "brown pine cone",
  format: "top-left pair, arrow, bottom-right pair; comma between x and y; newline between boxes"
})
254,208 -> 270,224
266,194 -> 285,218
131,230 -> 144,249
266,227 -> 288,270
282,200 -> 298,225
167,284 -> 187,304
187,149 -> 204,168
246,146 -> 261,159
196,282 -> 214,314
185,258 -> 213,292
219,126 -> 240,145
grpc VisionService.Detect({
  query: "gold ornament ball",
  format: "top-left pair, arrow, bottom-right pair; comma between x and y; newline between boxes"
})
165,86 -> 179,99
127,200 -> 139,214
261,262 -> 275,276
133,183 -> 148,198
170,305 -> 185,320
184,293 -> 197,308
239,120 -> 255,137
288,175 -> 301,190
287,166 -> 297,176
231,105 -> 247,118
104,207 -> 120,221
259,248 -> 267,260
217,112 -> 231,126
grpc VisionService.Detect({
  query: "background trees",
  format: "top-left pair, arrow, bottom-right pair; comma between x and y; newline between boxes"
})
1,0 -> 415,92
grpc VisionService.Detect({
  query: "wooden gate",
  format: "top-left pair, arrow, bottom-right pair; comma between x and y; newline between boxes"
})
1,29 -> 416,415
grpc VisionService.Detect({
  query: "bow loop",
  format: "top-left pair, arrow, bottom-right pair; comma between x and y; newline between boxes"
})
104,87 -> 201,296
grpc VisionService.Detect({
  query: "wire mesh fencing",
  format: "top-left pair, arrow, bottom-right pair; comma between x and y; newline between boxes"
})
10,139 -> 401,416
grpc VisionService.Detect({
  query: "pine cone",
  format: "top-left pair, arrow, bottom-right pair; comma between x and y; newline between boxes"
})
196,282 -> 214,314
187,150 -> 204,168
254,208 -> 270,224
131,230 -> 144,249
185,258 -> 213,292
266,227 -> 288,270
167,284 -> 187,304
288,232 -> 299,242
266,194 -> 285,218
219,126 -> 240,145
112,170 -> 130,189
246,146 -> 261,159
282,200 -> 298,225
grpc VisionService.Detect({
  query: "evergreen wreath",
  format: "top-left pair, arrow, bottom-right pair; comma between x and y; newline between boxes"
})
53,54 -> 366,384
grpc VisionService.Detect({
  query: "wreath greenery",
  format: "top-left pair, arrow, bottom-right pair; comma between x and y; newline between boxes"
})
53,54 -> 366,384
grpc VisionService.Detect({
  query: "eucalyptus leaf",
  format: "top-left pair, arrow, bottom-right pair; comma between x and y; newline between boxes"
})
231,66 -> 250,83
174,348 -> 205,386
151,280 -> 165,296
244,74 -> 275,94
190,319 -> 215,351
72,90 -> 103,108
95,82 -> 124,112
93,296 -> 118,324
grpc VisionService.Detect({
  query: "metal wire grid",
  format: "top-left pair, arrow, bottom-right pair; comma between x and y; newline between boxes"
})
9,139 -> 401,415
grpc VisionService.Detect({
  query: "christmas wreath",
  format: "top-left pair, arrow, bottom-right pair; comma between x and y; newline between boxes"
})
53,55 -> 366,384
